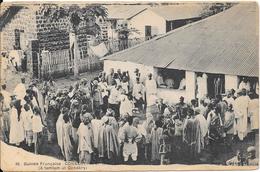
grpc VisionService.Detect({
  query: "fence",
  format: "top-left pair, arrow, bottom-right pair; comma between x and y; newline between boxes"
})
40,49 -> 101,79
104,38 -> 145,54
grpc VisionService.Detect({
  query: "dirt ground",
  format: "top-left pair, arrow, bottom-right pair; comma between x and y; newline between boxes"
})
3,65 -> 259,165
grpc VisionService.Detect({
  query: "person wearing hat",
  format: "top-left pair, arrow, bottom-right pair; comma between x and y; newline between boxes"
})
246,146 -> 258,166
9,99 -> 25,146
119,89 -> 134,118
98,114 -> 119,164
132,77 -> 145,113
108,80 -> 121,119
182,108 -> 202,163
92,79 -> 103,119
175,96 -> 189,120
194,107 -> 208,150
150,119 -> 163,164
233,88 -> 250,141
145,73 -> 157,99
223,89 -> 235,106
77,112 -> 94,164
13,77 -> 26,101
56,107 -> 69,158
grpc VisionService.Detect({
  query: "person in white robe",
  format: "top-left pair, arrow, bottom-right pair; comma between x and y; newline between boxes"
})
9,100 -> 25,145
61,114 -> 73,161
120,90 -> 134,117
56,108 -> 69,157
239,78 -> 250,92
145,73 -> 157,98
178,78 -> 186,90
194,107 -> 208,149
14,78 -> 27,101
197,73 -> 208,100
22,103 -> 33,147
223,90 -> 235,106
248,94 -> 259,131
32,106 -> 44,154
91,117 -> 102,149
233,89 -> 250,141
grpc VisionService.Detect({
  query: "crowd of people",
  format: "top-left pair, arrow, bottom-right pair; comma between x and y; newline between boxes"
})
0,66 -> 259,166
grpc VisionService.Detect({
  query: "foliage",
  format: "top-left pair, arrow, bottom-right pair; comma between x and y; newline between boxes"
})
39,4 -> 108,33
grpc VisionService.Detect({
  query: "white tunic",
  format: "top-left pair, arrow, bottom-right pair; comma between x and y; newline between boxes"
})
248,99 -> 259,130
14,83 -> 26,100
9,108 -> 25,144
233,95 -> 250,140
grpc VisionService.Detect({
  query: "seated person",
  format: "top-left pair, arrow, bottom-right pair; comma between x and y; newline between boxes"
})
246,146 -> 258,166
178,78 -> 186,90
156,73 -> 166,88
165,78 -> 174,89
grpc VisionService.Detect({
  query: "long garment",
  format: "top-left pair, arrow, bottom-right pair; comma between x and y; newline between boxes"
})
91,119 -> 102,149
13,83 -> 26,100
145,79 -> 157,98
22,108 -> 33,145
183,118 -> 201,160
216,101 -> 228,122
46,105 -> 60,141
120,94 -> 134,117
195,114 -> 208,149
150,127 -> 163,161
224,111 -> 235,134
233,95 -> 249,140
248,98 -> 259,130
197,75 -> 208,100
77,123 -> 94,164
98,124 -> 119,161
9,108 -> 25,144
62,122 -> 73,161
56,113 -> 65,156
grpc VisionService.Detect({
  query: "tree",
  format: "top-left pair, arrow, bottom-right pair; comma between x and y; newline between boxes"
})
39,4 -> 107,78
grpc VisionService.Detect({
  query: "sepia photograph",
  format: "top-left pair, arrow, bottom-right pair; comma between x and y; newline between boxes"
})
0,0 -> 259,171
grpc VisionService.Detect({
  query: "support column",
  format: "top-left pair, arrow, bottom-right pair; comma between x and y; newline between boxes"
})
225,75 -> 239,91
186,71 -> 196,102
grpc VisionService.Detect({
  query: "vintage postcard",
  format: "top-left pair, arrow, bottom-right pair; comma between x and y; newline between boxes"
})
0,0 -> 259,171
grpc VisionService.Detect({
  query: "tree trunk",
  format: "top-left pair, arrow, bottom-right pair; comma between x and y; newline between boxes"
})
69,32 -> 79,78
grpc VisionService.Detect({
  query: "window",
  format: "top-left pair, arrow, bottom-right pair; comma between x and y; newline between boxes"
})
238,76 -> 259,93
156,68 -> 186,90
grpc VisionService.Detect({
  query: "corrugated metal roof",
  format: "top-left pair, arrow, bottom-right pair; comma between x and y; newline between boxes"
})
105,5 -> 148,19
149,4 -> 206,21
103,3 -> 259,77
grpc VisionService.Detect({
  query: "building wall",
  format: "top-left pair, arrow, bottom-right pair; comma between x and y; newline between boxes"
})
128,9 -> 166,39
103,60 -> 154,80
1,8 -> 37,51
104,60 -> 197,104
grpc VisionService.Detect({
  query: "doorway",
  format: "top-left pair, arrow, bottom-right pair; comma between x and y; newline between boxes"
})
207,73 -> 225,99
145,25 -> 152,40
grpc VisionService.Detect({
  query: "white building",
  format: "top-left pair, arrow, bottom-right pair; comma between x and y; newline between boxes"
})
105,4 -> 206,40
102,3 -> 259,103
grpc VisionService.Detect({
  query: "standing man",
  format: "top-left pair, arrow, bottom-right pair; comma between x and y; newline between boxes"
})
106,68 -> 115,86
233,89 -> 250,141
14,77 -> 27,101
